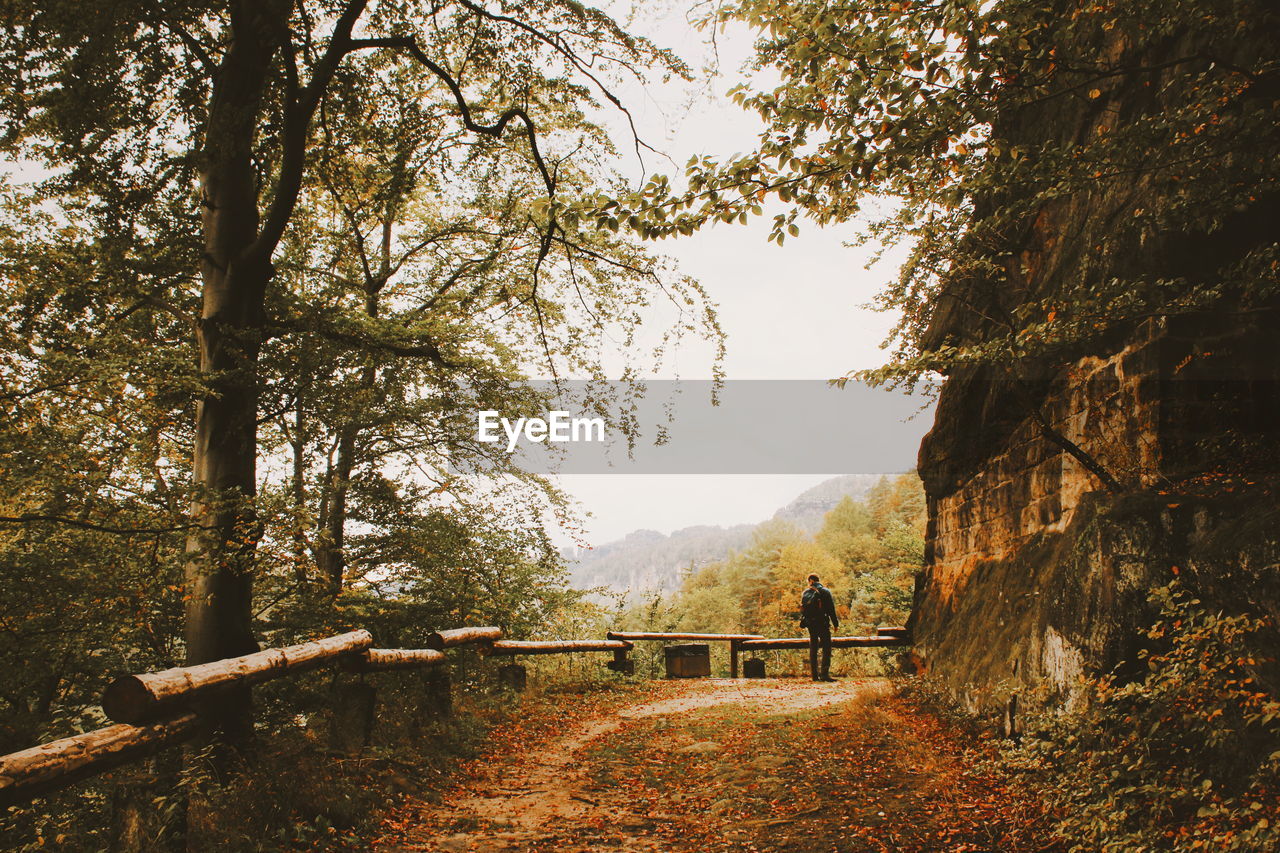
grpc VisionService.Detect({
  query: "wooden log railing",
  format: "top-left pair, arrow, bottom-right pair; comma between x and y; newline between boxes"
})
603,633 -> 765,678
342,648 -> 447,673
425,626 -> 504,650
0,622 -> 912,808
606,631 -> 764,642
603,631 -> 909,675
1,627 -> 502,807
0,714 -> 202,806
737,635 -> 908,650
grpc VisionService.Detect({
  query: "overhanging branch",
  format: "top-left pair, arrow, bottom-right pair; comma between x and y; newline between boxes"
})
346,35 -> 555,195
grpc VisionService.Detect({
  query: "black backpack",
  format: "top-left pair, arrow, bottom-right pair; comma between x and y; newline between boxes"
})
801,587 -> 826,620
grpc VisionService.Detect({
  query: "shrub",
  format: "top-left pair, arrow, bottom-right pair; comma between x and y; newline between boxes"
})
1015,582 -> 1280,852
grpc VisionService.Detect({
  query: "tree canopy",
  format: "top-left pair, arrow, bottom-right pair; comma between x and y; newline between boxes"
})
595,0 -> 1278,388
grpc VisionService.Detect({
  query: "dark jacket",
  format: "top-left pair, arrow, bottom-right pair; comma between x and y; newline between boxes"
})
801,583 -> 839,629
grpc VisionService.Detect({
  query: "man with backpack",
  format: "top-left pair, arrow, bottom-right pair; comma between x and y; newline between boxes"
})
800,573 -> 839,682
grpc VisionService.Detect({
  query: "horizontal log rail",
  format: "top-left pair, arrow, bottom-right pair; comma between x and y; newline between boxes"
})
0,713 -> 201,807
102,630 -> 374,725
738,636 -> 908,650
343,648 -> 447,673
425,626 -> 503,650
483,640 -> 633,656
606,631 -> 764,642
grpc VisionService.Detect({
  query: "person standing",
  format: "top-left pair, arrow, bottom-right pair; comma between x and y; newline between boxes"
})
800,573 -> 839,682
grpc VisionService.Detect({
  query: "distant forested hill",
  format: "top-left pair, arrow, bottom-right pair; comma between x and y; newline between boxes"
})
566,474 -> 896,592
770,474 -> 887,532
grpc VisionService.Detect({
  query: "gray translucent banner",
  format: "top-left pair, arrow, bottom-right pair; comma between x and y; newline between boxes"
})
460,380 -> 935,475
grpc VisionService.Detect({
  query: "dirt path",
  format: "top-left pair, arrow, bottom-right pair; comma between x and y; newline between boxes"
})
375,678 -> 1059,853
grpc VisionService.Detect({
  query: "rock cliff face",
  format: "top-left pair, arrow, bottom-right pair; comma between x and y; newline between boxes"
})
908,13 -> 1280,713
913,318 -> 1280,712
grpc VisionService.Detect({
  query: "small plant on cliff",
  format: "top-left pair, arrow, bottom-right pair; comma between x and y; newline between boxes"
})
1010,582 -> 1280,852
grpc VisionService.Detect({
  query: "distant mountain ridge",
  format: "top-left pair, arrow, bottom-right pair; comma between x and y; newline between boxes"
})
771,473 -> 886,532
566,474 -> 896,593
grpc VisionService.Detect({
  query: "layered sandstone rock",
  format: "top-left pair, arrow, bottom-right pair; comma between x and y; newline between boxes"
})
911,315 -> 1280,714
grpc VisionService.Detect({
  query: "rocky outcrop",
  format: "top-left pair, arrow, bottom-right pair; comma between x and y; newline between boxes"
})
912,312 -> 1280,713
771,473 -> 885,531
908,8 -> 1280,712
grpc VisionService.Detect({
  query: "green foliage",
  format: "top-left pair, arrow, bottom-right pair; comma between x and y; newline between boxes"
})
0,0 -> 719,740
611,591 -> 682,679
827,474 -> 926,628
1009,582 -> 1280,852
0,0 -> 721,845
0,189 -> 193,751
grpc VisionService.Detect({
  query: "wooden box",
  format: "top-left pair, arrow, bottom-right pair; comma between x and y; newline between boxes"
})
663,643 -> 711,678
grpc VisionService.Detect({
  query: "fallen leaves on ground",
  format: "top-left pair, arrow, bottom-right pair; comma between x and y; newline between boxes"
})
374,678 -> 1062,853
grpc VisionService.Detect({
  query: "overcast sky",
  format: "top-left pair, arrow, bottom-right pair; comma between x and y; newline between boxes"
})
550,5 -> 925,547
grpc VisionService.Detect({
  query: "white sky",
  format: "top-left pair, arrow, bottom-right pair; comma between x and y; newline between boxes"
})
551,6 -> 919,547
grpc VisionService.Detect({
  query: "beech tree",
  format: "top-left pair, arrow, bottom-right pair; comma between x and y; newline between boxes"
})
0,0 -> 717,744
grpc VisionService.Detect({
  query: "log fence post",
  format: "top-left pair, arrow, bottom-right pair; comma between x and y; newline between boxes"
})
607,647 -> 634,675
109,755 -> 184,853
425,669 -> 452,718
330,681 -> 377,755
497,664 -> 527,691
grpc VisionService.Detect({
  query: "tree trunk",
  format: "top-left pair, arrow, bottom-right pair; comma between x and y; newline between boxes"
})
316,425 -> 357,594
315,286 -> 380,595
289,391 -> 309,584
185,4 -> 282,745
